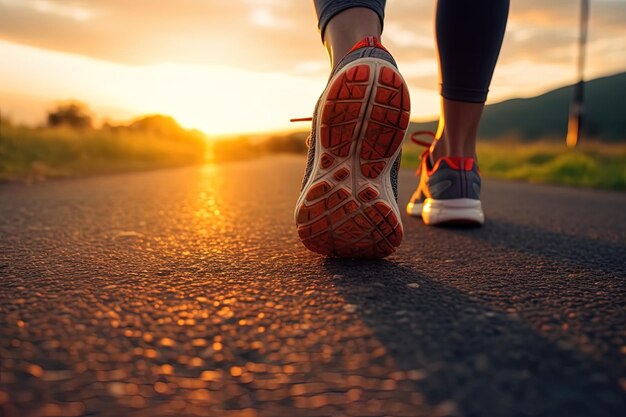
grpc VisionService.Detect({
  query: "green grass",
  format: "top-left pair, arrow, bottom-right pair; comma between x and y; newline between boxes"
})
3,120 -> 624,191
0,123 -> 207,181
401,140 -> 626,190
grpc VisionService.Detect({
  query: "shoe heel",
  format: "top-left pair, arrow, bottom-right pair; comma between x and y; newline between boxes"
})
296,60 -> 409,258
422,198 -> 484,225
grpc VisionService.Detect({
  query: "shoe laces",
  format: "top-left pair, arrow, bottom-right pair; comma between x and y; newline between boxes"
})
410,131 -> 435,148
409,131 -> 437,174
290,117 -> 313,147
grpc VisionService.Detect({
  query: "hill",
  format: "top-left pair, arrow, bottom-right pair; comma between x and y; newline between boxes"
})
410,72 -> 626,141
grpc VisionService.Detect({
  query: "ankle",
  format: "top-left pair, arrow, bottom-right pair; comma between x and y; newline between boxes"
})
429,132 -> 476,164
431,98 -> 482,161
324,8 -> 382,69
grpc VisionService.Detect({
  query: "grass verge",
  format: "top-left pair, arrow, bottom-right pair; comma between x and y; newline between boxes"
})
0,122 -> 207,182
401,140 -> 626,191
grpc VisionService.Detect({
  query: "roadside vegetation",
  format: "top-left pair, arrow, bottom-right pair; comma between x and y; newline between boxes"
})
2,100 -> 623,190
401,140 -> 626,191
210,132 -> 308,163
212,133 -> 626,191
0,102 -> 207,181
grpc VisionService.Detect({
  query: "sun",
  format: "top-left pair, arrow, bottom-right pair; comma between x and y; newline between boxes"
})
0,40 -> 332,135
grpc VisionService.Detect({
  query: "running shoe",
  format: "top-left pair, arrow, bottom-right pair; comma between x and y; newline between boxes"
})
294,37 -> 410,258
406,131 -> 484,225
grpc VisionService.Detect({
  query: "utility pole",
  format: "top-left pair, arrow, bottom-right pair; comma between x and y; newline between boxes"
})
566,0 -> 590,147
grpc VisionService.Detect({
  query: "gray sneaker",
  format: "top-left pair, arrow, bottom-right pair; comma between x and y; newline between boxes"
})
295,37 -> 410,258
406,132 -> 484,225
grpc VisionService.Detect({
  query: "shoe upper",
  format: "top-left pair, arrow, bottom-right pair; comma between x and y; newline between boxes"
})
301,37 -> 401,200
409,151 -> 481,204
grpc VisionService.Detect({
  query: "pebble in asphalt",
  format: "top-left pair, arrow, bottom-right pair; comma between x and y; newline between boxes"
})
1,156 -> 625,417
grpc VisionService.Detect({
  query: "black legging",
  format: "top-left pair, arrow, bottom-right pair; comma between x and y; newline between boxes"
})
314,0 -> 510,103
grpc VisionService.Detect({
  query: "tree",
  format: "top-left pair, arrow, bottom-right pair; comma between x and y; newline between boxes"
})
47,102 -> 92,129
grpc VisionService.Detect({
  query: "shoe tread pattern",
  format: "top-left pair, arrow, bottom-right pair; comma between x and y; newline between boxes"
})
296,63 -> 409,258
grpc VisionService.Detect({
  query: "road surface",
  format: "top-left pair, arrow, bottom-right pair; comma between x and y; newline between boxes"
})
1,156 -> 625,417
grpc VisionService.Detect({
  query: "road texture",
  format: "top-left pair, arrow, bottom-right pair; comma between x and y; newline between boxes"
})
1,156 -> 625,417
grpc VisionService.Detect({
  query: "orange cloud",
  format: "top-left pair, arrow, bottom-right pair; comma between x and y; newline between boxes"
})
0,0 -> 624,133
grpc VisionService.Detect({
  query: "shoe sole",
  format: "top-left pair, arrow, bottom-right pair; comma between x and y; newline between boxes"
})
406,201 -> 423,217
421,198 -> 484,225
295,59 -> 410,258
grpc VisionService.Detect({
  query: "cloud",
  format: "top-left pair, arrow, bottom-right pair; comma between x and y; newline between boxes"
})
0,0 -> 624,105
0,0 -> 322,70
0,0 -> 624,77
0,0 -> 100,21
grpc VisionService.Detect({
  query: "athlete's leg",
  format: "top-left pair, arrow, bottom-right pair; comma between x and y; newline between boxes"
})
430,0 -> 510,161
314,1 -> 385,69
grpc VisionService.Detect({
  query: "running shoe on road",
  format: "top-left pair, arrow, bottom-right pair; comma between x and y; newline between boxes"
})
406,131 -> 484,225
295,37 -> 410,258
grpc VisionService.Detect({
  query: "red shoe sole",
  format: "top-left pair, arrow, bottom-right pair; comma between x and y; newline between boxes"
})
296,61 -> 410,258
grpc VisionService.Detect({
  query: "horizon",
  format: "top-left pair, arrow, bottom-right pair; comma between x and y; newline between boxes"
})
5,68 -> 623,142
1,0 -> 625,135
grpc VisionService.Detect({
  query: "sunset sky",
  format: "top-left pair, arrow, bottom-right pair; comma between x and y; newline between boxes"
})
0,0 -> 624,136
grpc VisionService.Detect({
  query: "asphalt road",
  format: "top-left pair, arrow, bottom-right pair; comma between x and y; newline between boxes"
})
1,156 -> 625,417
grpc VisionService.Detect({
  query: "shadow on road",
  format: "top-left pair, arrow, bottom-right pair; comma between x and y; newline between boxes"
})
446,218 -> 626,276
324,258 -> 625,417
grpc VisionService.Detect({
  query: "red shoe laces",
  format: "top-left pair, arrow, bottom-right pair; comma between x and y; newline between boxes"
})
409,131 -> 437,175
410,130 -> 435,148
290,117 -> 314,147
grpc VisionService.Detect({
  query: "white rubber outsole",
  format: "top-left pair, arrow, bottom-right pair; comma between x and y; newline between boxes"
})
420,198 -> 484,225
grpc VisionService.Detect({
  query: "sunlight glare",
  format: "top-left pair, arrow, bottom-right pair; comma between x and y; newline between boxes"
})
0,40 -> 325,135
